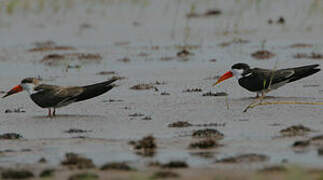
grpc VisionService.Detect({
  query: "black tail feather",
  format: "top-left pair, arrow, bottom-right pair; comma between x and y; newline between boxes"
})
288,64 -> 320,83
75,78 -> 118,102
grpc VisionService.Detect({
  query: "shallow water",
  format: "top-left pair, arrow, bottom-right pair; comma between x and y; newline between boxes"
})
0,0 -> 323,169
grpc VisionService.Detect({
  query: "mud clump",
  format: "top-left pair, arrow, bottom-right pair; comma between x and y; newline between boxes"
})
129,113 -> 145,117
216,153 -> 269,163
142,116 -> 152,121
292,140 -> 310,148
195,123 -> 226,127
168,121 -> 192,128
293,52 -> 323,59
289,43 -> 313,48
29,41 -> 75,52
202,91 -> 228,97
68,172 -> 98,180
160,92 -> 170,96
177,49 -> 193,57
251,50 -> 275,60
280,125 -> 312,137
183,88 -> 202,93
160,56 -> 175,61
190,152 -> 215,159
161,161 -> 189,169
187,9 -> 222,18
64,128 -> 91,134
192,129 -> 224,140
41,53 -> 102,66
152,171 -> 179,178
61,153 -> 95,169
277,16 -> 285,24
318,148 -> 323,156
258,165 -> 287,173
39,169 -> 55,178
218,38 -> 249,47
189,139 -> 221,149
2,169 -> 34,179
0,133 -> 23,140
310,135 -> 323,145
38,157 -> 47,163
117,57 -> 131,63
101,162 -> 133,171
130,84 -> 155,90
129,135 -> 156,157
96,71 -> 116,75
5,108 -> 26,113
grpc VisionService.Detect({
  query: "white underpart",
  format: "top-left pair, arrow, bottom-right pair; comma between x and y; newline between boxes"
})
231,69 -> 244,79
21,83 -> 38,95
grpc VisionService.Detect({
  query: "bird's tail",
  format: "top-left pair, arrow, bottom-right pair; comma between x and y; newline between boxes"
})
75,77 -> 118,102
287,64 -> 320,83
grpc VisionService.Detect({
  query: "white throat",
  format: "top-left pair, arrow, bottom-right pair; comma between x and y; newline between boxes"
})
231,69 -> 244,79
21,83 -> 37,95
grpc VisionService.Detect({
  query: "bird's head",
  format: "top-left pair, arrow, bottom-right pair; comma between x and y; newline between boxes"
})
3,77 -> 40,98
213,63 -> 250,86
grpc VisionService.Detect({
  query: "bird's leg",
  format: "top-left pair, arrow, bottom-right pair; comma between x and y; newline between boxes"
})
53,108 -> 56,116
256,92 -> 259,98
48,108 -> 52,117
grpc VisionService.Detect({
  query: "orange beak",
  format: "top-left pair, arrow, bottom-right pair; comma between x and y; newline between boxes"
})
2,85 -> 23,98
213,71 -> 233,86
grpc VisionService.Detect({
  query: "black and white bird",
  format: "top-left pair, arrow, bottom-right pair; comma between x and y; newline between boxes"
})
3,77 -> 118,117
214,63 -> 320,97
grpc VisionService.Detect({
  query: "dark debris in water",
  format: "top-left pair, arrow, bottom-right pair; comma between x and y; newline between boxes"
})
96,71 -> 116,75
104,99 -> 124,102
39,169 -> 55,178
161,161 -> 189,169
268,16 -> 286,25
64,128 -> 92,134
192,129 -> 224,140
68,172 -> 98,180
187,9 -> 222,18
277,16 -> 285,24
251,50 -> 275,60
29,40 -> 75,52
61,153 -> 96,169
258,165 -> 287,173
292,140 -> 310,148
142,116 -> 152,121
117,57 -> 131,63
293,52 -> 323,60
280,125 -> 312,137
129,113 -> 145,117
176,49 -> 194,57
216,153 -> 269,163
2,169 -> 34,179
152,171 -> 179,178
289,43 -> 313,48
183,88 -> 202,93
160,56 -> 176,61
160,92 -> 170,96
101,162 -> 134,171
195,123 -> 226,127
38,157 -> 47,163
0,133 -> 23,140
168,121 -> 193,128
130,83 -> 155,90
202,91 -> 228,97
41,53 -> 102,66
190,152 -> 215,159
189,138 -> 221,149
129,135 -> 156,157
218,38 -> 249,47
5,108 -> 26,113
